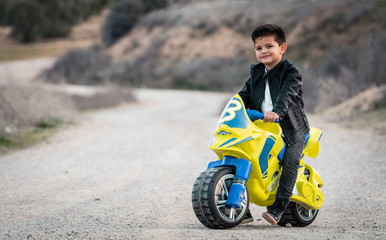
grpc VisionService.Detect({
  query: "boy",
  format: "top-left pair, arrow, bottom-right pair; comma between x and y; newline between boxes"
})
239,24 -> 310,225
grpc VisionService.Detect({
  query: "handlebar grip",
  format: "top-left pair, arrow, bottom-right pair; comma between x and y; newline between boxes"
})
246,109 -> 279,123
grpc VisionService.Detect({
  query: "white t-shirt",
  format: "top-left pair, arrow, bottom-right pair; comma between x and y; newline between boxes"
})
261,69 -> 273,114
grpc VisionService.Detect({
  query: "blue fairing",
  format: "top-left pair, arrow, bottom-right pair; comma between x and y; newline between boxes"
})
259,136 -> 276,178
218,97 -> 249,129
227,136 -> 254,148
219,138 -> 237,148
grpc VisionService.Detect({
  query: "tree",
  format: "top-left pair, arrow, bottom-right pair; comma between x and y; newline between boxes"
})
102,0 -> 144,46
101,0 -> 168,46
2,0 -> 113,43
6,0 -> 42,43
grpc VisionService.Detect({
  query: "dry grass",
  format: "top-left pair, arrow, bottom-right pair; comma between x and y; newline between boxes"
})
0,39 -> 96,63
321,85 -> 386,134
0,84 -> 76,154
71,87 -> 136,110
0,83 -> 136,154
0,84 -> 75,134
0,10 -> 106,63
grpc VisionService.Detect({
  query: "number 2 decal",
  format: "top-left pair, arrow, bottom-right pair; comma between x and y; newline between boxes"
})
219,99 -> 242,123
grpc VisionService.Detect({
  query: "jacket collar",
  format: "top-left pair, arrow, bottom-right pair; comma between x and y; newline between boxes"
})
251,58 -> 285,79
266,58 -> 285,75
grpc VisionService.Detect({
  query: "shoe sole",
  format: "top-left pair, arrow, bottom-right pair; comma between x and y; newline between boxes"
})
262,212 -> 278,226
240,217 -> 254,224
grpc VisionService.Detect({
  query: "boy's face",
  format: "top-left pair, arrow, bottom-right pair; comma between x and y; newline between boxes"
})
254,35 -> 287,71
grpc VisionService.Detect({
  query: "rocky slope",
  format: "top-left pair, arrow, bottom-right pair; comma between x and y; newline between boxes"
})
104,0 -> 385,112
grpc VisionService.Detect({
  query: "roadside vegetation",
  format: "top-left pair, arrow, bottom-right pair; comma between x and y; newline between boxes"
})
0,84 -> 75,154
0,118 -> 64,154
0,83 -> 136,154
0,0 -> 168,44
0,0 -> 111,43
102,0 -> 167,46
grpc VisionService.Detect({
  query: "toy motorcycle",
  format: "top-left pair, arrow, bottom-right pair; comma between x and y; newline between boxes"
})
192,94 -> 323,228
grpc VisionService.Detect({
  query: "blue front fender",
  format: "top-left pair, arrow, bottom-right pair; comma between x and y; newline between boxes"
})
207,156 -> 252,181
207,156 -> 252,208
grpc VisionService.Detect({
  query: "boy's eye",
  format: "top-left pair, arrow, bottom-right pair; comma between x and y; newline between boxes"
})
267,45 -> 272,48
256,47 -> 261,51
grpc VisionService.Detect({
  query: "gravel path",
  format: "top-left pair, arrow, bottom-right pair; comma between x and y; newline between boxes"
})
0,89 -> 385,239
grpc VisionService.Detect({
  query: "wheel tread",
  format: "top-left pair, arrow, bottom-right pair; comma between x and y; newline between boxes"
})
192,167 -> 248,229
278,202 -> 318,227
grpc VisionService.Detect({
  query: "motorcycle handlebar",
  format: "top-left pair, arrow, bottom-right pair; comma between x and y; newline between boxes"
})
246,109 -> 279,123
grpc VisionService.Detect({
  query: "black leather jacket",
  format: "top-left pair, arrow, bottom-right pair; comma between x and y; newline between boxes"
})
239,59 -> 310,146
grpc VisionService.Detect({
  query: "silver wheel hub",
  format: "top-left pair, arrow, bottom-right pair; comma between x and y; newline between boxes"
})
214,174 -> 247,222
295,203 -> 318,221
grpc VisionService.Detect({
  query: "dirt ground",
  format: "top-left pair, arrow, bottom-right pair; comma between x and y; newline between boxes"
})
0,89 -> 385,239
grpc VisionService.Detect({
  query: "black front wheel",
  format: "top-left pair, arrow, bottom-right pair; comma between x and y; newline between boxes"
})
192,167 -> 249,229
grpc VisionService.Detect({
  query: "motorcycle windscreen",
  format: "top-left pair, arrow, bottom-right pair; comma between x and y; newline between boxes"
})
217,94 -> 249,129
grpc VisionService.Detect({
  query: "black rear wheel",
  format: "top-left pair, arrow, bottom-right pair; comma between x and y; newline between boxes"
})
277,202 -> 318,227
192,167 -> 249,229
277,168 -> 319,227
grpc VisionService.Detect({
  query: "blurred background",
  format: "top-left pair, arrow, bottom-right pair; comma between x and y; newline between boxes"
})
0,0 -> 385,150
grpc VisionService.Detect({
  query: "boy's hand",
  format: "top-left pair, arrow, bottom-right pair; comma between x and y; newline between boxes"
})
263,112 -> 279,123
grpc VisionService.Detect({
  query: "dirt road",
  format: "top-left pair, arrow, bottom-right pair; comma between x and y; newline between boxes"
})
0,89 -> 385,239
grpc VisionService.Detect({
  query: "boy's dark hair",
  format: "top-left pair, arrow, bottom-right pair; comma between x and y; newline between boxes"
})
251,24 -> 286,45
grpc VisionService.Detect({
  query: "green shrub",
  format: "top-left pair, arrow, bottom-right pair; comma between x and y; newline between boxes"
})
35,118 -> 62,129
0,135 -> 14,148
102,0 -> 168,45
102,0 -> 145,46
40,46 -> 112,85
1,0 -> 113,43
142,0 -> 168,12
0,0 -> 9,26
5,0 -> 42,42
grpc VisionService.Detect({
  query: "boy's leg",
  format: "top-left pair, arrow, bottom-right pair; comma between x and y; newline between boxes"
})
263,137 -> 305,225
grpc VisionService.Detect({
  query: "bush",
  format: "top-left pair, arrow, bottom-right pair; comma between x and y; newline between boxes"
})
5,0 -> 42,42
40,46 -> 112,85
102,0 -> 168,45
0,84 -> 75,135
1,0 -> 113,43
102,0 -> 144,46
0,0 -> 9,26
142,0 -> 168,12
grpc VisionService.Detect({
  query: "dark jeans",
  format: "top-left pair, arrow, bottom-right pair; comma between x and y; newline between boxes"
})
268,137 -> 306,213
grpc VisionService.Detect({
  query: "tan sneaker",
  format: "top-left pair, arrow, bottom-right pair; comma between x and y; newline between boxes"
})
262,211 -> 283,225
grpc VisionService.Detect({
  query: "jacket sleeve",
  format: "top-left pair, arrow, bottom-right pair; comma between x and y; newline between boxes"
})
272,68 -> 302,119
238,64 -> 256,109
238,76 -> 251,109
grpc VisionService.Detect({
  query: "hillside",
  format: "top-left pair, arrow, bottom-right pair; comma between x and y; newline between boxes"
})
103,0 -> 385,112
34,0 -> 386,114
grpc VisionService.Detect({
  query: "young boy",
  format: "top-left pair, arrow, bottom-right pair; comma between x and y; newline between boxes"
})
239,24 -> 310,225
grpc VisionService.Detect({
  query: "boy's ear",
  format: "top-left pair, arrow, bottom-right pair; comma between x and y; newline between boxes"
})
280,42 -> 287,54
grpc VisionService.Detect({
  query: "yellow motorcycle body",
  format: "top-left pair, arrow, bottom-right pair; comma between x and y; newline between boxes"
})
209,94 -> 323,209
192,94 -> 323,229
